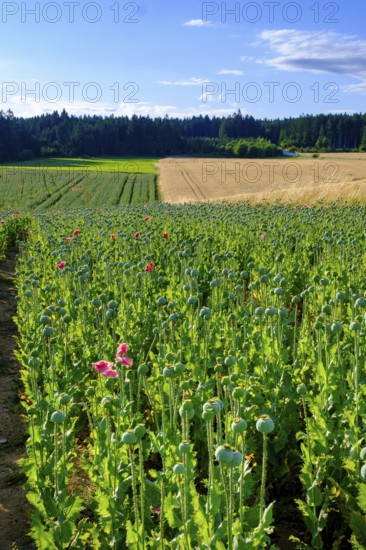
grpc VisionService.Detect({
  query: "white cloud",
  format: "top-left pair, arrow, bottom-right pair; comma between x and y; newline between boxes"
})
159,78 -> 210,86
216,69 -> 244,75
257,29 -> 366,92
183,19 -> 213,27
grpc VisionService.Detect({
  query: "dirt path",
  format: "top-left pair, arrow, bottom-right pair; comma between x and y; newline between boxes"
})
0,246 -> 32,549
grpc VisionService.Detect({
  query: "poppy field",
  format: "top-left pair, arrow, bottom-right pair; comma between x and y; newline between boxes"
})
6,201 -> 366,548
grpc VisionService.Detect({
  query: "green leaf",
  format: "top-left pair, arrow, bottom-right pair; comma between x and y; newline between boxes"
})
350,511 -> 366,545
357,483 -> 366,514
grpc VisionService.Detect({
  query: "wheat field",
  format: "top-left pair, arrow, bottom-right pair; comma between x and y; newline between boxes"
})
158,154 -> 366,203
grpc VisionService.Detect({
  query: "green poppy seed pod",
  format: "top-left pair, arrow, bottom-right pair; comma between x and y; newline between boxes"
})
360,447 -> 366,461
202,409 -> 215,420
51,411 -> 66,424
179,406 -> 195,419
157,297 -> 167,306
355,297 -> 366,308
179,441 -> 191,454
229,450 -> 243,468
291,296 -> 301,304
231,418 -> 247,434
322,305 -> 332,315
107,300 -> 118,309
255,307 -> 265,316
361,464 -> 366,481
134,424 -> 146,438
232,386 -> 246,399
39,315 -> 51,325
59,393 -> 71,405
169,313 -> 179,323
274,287 -> 285,296
221,376 -> 230,387
256,415 -> 275,434
63,315 -> 72,324
331,322 -> 343,333
122,430 -> 138,445
209,397 -> 224,412
106,309 -> 116,318
215,445 -> 234,465
152,327 -> 160,335
42,326 -> 54,337
24,290 -> 33,297
163,366 -> 176,378
181,399 -> 194,412
173,463 -> 186,475
28,357 -> 40,368
200,307 -> 211,319
161,321 -> 169,329
187,296 -> 198,305
296,385 -> 307,396
224,356 -> 235,367
350,321 -> 362,332
57,299 -> 66,307
137,364 -> 149,376
91,299 -> 101,308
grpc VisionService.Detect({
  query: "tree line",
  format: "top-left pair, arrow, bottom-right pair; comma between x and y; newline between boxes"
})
0,108 -> 366,162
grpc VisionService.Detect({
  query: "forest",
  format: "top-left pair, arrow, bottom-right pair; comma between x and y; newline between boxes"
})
0,108 -> 365,162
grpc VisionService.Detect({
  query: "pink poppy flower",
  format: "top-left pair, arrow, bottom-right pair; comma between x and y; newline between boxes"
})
260,232 -> 266,240
145,262 -> 155,272
57,261 -> 66,269
163,232 -> 169,239
103,369 -> 118,378
0,220 -> 5,224
135,232 -> 141,238
145,215 -> 150,221
92,360 -> 114,374
73,229 -> 80,235
110,234 -> 116,239
117,342 -> 128,355
66,237 -> 72,243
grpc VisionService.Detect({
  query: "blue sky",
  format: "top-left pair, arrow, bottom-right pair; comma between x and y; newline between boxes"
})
1,1 -> 365,119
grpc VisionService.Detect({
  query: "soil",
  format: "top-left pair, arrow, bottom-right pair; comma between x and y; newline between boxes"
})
0,246 -> 33,549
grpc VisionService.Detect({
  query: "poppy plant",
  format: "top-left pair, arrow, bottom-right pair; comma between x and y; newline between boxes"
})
145,262 -> 155,272
115,343 -> 133,366
57,261 -> 66,269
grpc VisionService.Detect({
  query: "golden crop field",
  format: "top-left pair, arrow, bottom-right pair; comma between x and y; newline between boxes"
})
158,153 -> 366,203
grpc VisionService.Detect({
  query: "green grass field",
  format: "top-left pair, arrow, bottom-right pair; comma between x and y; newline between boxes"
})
0,157 -> 159,210
0,157 -> 159,174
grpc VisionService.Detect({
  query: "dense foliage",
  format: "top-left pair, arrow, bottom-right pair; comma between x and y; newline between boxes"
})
13,203 -> 366,549
1,109 -> 366,161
